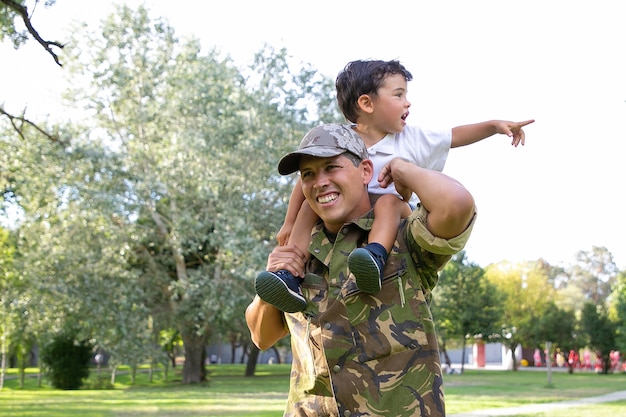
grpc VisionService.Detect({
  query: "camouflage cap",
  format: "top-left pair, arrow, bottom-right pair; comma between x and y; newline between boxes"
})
278,124 -> 368,175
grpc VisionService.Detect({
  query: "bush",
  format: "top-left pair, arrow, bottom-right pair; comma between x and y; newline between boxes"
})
41,333 -> 93,389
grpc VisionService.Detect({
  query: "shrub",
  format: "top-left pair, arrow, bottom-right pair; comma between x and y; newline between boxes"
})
41,333 -> 93,389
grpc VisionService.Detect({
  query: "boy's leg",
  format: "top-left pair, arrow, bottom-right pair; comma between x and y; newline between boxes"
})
255,200 -> 318,313
349,194 -> 410,293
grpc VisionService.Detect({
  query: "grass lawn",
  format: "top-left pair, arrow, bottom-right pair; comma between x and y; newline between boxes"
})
1,365 -> 625,416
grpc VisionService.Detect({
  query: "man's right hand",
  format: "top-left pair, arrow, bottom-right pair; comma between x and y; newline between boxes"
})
266,244 -> 307,278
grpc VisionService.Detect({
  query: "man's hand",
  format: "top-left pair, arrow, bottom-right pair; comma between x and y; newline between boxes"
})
266,244 -> 307,278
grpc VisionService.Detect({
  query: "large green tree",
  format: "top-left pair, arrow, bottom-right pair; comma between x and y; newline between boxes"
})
432,251 -> 503,372
485,260 -> 555,370
580,302 -> 616,374
58,4 -> 338,383
2,2 -> 340,384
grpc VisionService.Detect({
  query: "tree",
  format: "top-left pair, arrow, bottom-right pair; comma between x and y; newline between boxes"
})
532,302 -> 576,371
485,260 -> 555,370
59,4 -> 338,383
2,2 -> 340,384
568,246 -> 618,305
0,227 -> 16,390
580,302 -> 616,374
612,271 -> 626,354
432,251 -> 503,372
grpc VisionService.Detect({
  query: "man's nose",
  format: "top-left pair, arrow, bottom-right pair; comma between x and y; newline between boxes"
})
313,171 -> 330,188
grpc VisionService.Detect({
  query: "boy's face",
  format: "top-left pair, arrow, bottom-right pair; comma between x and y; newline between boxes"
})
299,154 -> 373,234
371,73 -> 411,134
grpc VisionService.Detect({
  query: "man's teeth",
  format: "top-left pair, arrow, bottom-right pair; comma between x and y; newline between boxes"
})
318,194 -> 337,204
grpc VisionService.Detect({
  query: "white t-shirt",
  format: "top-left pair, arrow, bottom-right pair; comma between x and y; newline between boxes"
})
366,125 -> 452,206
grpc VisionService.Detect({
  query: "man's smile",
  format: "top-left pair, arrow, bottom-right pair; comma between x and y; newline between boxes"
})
317,192 -> 339,204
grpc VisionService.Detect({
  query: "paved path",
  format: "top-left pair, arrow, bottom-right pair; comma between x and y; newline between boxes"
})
448,390 -> 626,416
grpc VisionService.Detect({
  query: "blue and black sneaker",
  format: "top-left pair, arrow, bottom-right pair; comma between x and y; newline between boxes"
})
255,270 -> 307,313
348,246 -> 386,294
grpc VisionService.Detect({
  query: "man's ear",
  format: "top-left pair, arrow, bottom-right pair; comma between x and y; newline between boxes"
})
357,94 -> 374,114
360,159 -> 374,185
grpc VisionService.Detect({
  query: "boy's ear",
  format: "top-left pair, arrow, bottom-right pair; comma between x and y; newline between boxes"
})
357,94 -> 374,114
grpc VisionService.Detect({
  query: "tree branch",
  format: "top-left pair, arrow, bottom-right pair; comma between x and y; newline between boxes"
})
2,0 -> 65,66
0,105 -> 61,143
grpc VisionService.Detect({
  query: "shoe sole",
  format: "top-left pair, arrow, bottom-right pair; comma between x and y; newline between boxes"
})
348,249 -> 382,294
255,272 -> 307,313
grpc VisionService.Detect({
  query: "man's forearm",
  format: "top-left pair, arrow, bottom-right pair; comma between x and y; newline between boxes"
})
391,159 -> 475,239
245,296 -> 289,350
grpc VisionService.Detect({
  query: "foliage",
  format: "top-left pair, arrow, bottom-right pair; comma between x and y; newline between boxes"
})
0,0 -> 30,48
58,4 -> 337,382
485,259 -> 556,370
40,332 -> 92,389
567,246 -> 619,305
532,301 -> 577,370
433,251 -> 503,370
613,271 -> 626,353
580,302 -> 616,374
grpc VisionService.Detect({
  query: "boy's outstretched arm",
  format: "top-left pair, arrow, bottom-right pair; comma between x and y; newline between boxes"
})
451,119 -> 535,148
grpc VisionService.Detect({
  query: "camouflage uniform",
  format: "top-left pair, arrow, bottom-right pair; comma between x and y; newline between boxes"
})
283,204 -> 476,417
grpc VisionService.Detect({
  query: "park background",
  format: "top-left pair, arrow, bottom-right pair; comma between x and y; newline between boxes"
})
1,1 -> 626,414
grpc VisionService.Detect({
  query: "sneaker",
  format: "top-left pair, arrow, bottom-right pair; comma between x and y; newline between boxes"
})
348,247 -> 384,293
255,270 -> 307,313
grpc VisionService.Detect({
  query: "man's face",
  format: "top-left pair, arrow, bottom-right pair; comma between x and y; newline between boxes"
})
299,154 -> 372,234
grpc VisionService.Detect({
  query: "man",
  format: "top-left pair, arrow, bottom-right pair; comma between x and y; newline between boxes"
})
245,123 -> 477,417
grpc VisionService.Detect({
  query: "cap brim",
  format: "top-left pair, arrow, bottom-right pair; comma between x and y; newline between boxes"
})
277,146 -> 346,175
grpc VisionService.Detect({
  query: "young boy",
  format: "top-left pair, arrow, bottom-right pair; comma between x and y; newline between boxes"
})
255,59 -> 534,313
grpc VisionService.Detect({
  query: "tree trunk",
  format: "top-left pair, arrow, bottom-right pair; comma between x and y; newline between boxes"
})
511,343 -> 519,371
272,346 -> 282,364
460,338 -> 467,374
230,341 -> 236,364
181,331 -> 207,384
245,344 -> 260,377
439,338 -> 452,369
0,341 -> 5,390
602,352 -> 612,374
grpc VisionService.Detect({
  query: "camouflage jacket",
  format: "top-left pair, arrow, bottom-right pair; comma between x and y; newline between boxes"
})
283,204 -> 476,417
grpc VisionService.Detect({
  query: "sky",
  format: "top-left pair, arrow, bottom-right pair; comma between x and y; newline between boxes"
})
2,0 -> 625,269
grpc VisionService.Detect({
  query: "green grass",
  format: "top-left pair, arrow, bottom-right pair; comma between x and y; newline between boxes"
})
443,369 -> 626,415
1,365 -> 625,416
1,365 -> 289,417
